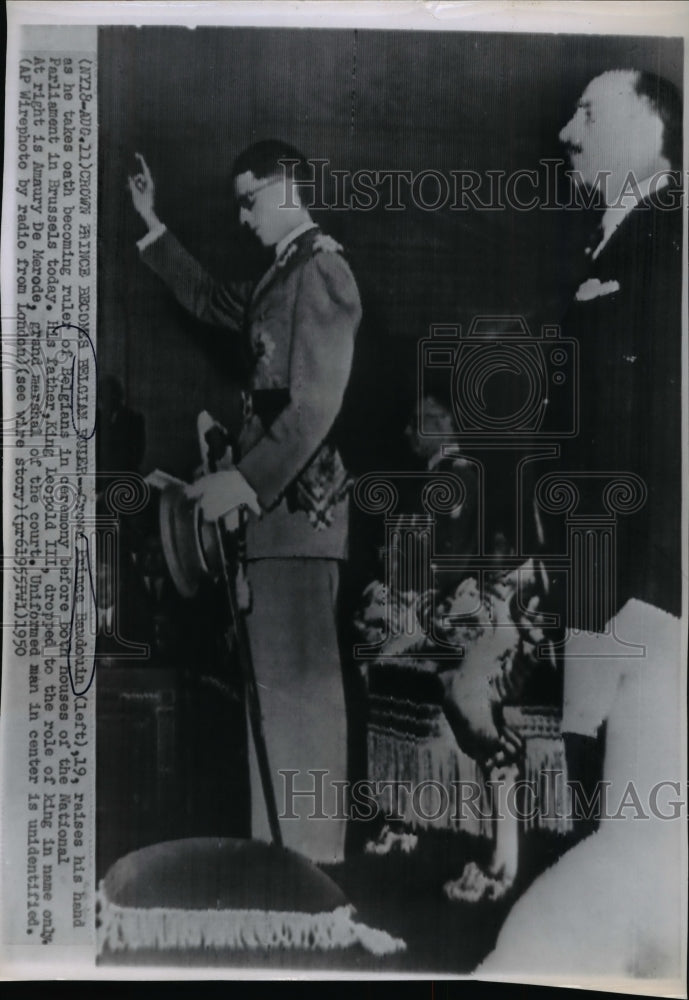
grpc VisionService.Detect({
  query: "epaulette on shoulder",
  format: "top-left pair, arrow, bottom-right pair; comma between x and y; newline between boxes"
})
312,232 -> 344,258
276,228 -> 345,273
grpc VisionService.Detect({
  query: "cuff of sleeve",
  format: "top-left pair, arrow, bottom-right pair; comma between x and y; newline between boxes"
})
236,457 -> 271,512
137,222 -> 167,252
238,471 -> 259,512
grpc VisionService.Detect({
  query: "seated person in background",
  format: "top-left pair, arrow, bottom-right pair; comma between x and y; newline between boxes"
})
403,389 -> 479,586
355,393 -> 566,897
356,389 -> 480,662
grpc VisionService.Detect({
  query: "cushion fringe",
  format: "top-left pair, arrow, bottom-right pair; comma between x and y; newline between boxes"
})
96,890 -> 406,957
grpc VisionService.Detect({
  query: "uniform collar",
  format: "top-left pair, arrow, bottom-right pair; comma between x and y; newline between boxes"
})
274,219 -> 318,261
251,220 -> 319,305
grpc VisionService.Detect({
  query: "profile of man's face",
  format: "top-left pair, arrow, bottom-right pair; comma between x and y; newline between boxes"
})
559,70 -> 666,200
233,169 -> 299,248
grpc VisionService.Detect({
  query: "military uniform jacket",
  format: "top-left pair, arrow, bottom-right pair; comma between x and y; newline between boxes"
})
141,225 -> 362,560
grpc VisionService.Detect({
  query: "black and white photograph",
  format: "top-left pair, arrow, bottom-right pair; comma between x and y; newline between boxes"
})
1,1 -> 687,989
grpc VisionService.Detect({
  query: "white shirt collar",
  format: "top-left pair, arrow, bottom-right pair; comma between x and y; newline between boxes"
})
275,219 -> 317,261
592,173 -> 670,260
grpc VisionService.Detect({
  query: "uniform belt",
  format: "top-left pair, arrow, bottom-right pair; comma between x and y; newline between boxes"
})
246,388 -> 291,426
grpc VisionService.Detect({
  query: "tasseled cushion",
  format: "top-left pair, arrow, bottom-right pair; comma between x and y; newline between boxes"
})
97,838 -> 405,958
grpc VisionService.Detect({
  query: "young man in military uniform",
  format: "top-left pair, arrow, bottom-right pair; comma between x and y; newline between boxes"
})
128,142 -> 362,864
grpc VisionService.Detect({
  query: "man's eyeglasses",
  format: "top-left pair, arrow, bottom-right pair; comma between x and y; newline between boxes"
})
235,176 -> 285,211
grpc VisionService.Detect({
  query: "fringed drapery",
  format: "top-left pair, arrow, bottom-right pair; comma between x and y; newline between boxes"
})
367,662 -> 572,837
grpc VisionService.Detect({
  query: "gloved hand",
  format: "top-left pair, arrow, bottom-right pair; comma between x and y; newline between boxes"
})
186,469 -> 261,524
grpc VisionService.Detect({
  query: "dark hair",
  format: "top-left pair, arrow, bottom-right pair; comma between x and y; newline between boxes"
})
230,139 -> 310,184
634,71 -> 683,169
416,374 -> 455,421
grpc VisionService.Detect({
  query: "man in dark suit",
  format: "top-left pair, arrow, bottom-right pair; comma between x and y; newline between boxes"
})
477,70 -> 684,977
128,142 -> 362,863
531,70 -> 683,754
554,69 -> 682,628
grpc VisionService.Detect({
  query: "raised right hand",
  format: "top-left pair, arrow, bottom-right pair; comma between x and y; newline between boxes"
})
127,152 -> 159,229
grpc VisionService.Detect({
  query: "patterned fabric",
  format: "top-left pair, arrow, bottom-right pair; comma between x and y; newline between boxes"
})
286,442 -> 352,530
356,570 -> 570,836
366,661 -> 570,837
366,658 -> 491,839
239,392 -> 352,532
